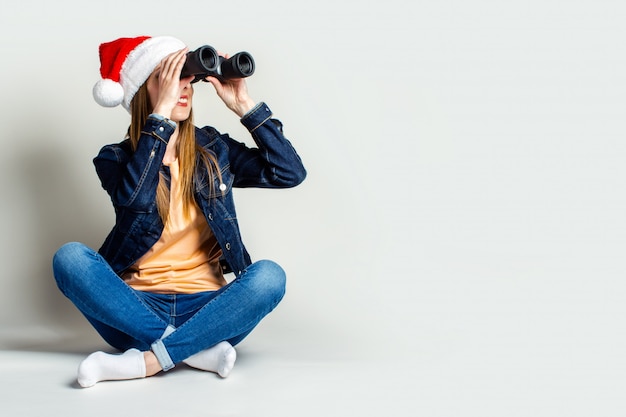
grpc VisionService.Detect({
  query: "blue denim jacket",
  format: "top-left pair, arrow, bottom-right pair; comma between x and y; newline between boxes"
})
93,102 -> 306,278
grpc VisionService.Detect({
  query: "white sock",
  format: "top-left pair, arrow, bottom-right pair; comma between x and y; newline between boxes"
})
183,341 -> 237,378
77,348 -> 147,388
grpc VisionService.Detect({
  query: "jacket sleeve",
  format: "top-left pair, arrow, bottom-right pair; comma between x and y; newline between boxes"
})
93,115 -> 176,211
224,102 -> 307,188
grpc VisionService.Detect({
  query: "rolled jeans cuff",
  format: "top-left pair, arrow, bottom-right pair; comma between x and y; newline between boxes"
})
151,325 -> 176,371
151,339 -> 175,371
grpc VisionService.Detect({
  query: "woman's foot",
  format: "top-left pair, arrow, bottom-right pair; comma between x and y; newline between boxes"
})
77,348 -> 147,388
183,341 -> 237,378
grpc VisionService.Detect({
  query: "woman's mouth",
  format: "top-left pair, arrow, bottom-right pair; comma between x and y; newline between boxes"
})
178,96 -> 189,106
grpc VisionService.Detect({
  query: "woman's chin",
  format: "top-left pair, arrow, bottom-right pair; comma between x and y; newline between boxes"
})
171,108 -> 192,123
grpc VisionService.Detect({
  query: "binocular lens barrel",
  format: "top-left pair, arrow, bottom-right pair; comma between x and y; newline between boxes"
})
181,45 -> 255,82
180,45 -> 219,79
220,52 -> 255,79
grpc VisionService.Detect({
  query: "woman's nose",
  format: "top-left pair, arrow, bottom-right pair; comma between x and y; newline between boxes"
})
180,76 -> 193,89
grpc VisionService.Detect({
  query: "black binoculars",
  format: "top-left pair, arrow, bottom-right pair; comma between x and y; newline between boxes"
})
181,45 -> 255,83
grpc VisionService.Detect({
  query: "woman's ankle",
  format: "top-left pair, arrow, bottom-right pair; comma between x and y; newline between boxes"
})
144,351 -> 163,376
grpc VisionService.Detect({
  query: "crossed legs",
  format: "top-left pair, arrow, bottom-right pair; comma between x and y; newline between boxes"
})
53,242 -> 286,387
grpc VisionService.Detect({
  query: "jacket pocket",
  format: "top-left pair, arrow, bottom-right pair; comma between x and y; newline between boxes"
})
196,163 -> 234,200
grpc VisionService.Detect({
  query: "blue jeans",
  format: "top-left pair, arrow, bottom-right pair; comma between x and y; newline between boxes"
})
52,242 -> 286,371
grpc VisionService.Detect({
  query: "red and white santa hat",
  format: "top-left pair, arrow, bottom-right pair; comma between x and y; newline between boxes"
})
93,36 -> 186,111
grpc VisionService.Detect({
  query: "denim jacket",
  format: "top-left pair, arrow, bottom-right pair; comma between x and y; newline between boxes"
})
93,102 -> 306,278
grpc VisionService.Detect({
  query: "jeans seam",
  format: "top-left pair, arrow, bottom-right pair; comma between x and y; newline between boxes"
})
171,295 -> 177,327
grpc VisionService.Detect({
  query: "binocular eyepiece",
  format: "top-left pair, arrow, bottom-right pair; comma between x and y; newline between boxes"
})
181,45 -> 255,83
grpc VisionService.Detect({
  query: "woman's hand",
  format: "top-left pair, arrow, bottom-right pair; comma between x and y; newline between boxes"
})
204,53 -> 256,118
150,48 -> 194,119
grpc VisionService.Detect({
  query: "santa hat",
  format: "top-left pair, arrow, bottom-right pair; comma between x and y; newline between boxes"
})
93,36 -> 186,111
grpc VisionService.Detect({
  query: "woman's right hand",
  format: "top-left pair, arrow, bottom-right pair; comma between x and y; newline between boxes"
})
150,48 -> 192,119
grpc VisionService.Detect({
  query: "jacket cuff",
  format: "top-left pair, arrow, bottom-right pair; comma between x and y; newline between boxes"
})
144,114 -> 177,143
240,102 -> 273,132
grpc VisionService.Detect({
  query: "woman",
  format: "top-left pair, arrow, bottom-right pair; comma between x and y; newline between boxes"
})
52,36 -> 306,388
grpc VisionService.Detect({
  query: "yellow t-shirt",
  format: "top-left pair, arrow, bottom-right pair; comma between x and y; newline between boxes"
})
122,159 -> 226,294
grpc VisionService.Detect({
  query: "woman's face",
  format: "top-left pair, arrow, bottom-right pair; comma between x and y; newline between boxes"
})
146,68 -> 194,122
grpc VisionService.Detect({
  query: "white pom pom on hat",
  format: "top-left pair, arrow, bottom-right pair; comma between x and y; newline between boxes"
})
93,36 -> 186,112
93,78 -> 125,107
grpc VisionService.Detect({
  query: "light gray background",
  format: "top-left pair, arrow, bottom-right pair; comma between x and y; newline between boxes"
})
1,0 -> 625,415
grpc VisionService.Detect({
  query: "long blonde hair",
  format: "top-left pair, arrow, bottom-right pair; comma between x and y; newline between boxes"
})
129,82 -> 222,224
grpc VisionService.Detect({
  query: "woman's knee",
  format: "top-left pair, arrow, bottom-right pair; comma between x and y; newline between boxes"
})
53,242 -> 89,270
245,259 -> 287,301
52,242 -> 94,287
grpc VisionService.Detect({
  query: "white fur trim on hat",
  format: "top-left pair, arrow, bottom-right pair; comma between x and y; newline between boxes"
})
119,36 -> 186,111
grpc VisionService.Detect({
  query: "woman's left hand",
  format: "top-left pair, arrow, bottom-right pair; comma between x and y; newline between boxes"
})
204,53 -> 256,117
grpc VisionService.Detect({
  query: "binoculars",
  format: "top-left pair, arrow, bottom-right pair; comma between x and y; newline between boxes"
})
181,45 -> 255,83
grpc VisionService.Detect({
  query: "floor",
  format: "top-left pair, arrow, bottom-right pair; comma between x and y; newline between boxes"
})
0,322 -> 413,417
0,350 -> 395,417
1,306 -> 624,417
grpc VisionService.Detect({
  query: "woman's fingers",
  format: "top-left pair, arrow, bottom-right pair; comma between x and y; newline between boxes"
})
159,48 -> 188,82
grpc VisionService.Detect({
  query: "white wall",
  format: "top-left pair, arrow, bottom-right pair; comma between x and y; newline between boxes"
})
1,0 -> 625,412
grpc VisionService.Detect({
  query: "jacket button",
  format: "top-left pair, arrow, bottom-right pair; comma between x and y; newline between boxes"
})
159,127 -> 164,132
225,243 -> 231,250
208,213 -> 213,221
